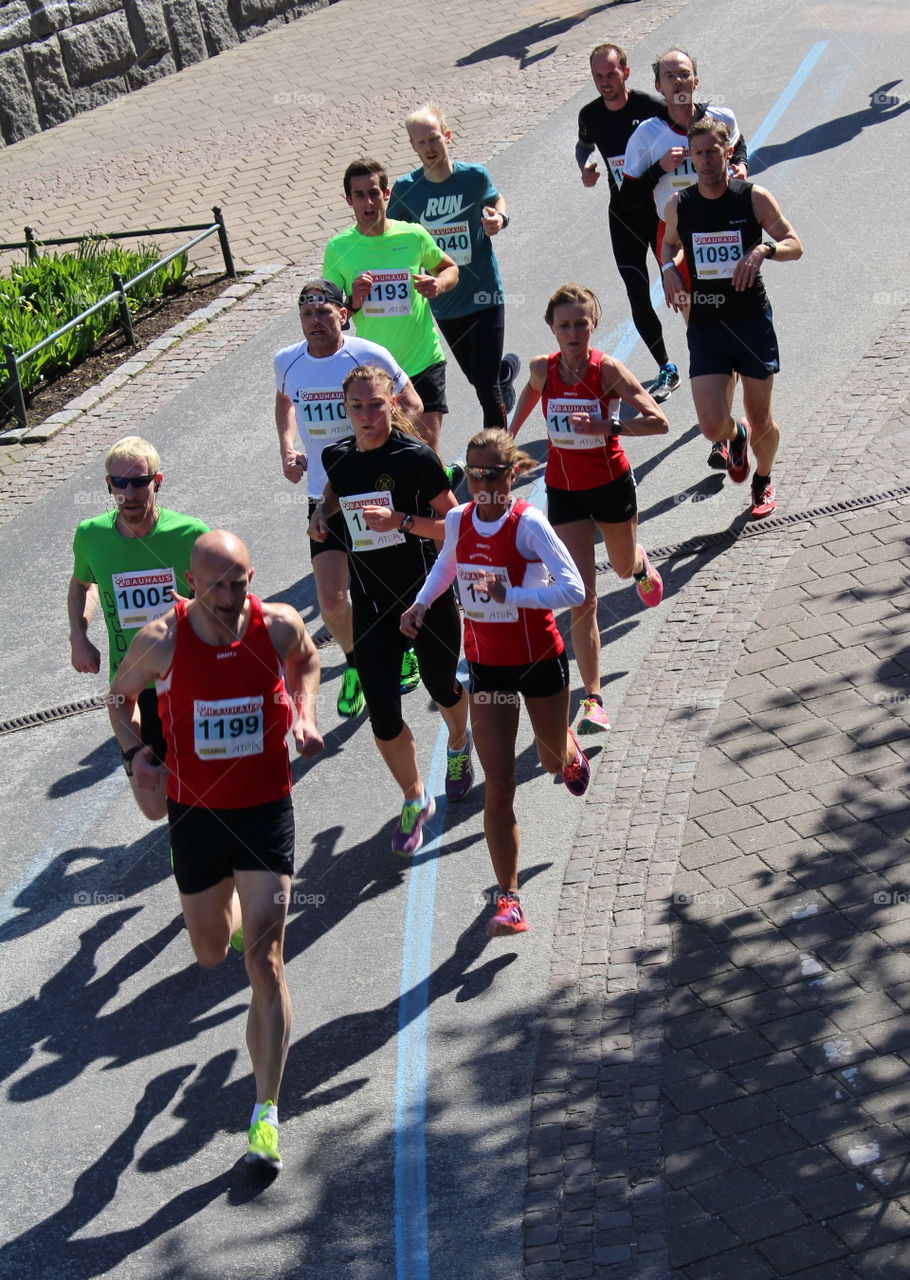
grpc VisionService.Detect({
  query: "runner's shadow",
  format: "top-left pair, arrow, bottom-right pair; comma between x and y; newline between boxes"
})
0,1063 -> 255,1279
750,83 -> 910,174
47,736 -> 120,797
456,5 -> 613,69
631,423 -> 703,488
0,825 -> 169,945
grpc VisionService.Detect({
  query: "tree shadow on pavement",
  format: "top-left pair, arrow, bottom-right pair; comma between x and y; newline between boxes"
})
657,614 -> 910,1274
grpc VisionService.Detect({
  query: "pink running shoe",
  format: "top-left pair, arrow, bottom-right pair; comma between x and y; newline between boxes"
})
487,894 -> 529,937
562,728 -> 591,797
578,697 -> 611,735
750,481 -> 777,518
635,551 -> 664,608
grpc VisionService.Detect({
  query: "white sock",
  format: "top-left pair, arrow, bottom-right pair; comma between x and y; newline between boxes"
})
251,1102 -> 278,1128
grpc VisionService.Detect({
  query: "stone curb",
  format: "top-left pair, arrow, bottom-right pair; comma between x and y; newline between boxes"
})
0,264 -> 287,446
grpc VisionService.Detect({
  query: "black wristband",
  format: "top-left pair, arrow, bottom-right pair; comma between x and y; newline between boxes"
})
763,241 -> 777,259
122,744 -> 143,777
499,213 -> 510,230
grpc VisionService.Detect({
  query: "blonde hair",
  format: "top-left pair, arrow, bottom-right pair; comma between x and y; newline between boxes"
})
405,102 -> 449,137
466,428 -> 534,475
544,282 -> 602,328
105,435 -> 160,474
342,365 -> 422,438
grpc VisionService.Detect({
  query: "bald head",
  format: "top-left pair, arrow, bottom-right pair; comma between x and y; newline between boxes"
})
191,530 -> 251,575
188,531 -> 254,634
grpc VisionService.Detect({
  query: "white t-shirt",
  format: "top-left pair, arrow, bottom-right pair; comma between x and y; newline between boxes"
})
624,106 -> 740,222
274,335 -> 409,496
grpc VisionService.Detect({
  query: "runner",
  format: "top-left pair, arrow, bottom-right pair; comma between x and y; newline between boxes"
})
661,117 -> 803,518
401,428 -> 589,937
576,43 -> 679,401
68,435 -> 208,819
322,157 -> 459,455
274,278 -> 425,717
389,102 -> 521,424
108,530 -> 323,1172
309,365 -> 472,855
621,46 -> 748,445
509,283 -> 669,734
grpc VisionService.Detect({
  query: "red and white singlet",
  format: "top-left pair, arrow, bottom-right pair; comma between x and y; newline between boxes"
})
541,350 -> 630,491
158,595 -> 293,808
455,500 -> 564,665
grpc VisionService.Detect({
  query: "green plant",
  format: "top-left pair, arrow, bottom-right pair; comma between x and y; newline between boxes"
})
1,238 -> 192,410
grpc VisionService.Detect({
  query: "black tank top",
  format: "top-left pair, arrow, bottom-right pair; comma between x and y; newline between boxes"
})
677,179 -> 768,322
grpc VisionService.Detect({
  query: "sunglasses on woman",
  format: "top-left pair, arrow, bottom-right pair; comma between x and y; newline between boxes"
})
465,464 -> 511,480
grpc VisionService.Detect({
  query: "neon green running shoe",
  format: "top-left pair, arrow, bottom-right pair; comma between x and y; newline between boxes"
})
337,666 -> 365,718
229,926 -> 244,953
245,1101 -> 282,1170
400,648 -> 421,693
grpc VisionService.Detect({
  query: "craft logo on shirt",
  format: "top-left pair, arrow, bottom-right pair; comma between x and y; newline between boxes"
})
217,650 -> 237,659
424,195 -> 465,220
375,474 -> 395,492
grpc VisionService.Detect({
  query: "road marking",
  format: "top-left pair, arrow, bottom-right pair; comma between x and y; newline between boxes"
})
391,41 -> 831,1275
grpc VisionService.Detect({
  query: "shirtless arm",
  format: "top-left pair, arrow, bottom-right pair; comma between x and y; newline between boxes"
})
265,604 -> 324,759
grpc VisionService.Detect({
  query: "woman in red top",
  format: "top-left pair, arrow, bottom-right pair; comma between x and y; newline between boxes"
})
402,428 -> 588,937
510,283 -> 669,735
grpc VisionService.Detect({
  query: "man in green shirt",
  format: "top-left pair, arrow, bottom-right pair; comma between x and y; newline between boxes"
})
69,434 -> 209,818
322,157 -> 459,454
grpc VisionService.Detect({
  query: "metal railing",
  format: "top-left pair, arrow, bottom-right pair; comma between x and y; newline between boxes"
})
1,207 -> 236,431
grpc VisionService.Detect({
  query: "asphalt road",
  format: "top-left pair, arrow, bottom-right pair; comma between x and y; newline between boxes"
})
1,0 -> 908,1276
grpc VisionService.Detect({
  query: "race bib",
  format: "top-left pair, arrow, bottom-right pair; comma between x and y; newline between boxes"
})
669,154 -> 696,191
362,270 -> 412,317
456,564 -> 518,623
296,388 -> 350,441
194,696 -> 264,759
432,222 -> 472,265
691,230 -> 743,279
607,155 -> 625,188
546,398 -> 606,449
112,567 -> 177,627
340,491 -> 405,551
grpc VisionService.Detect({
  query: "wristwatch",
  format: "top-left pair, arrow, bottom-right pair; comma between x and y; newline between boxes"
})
399,513 -> 415,533
763,241 -> 777,259
499,213 -> 510,229
122,744 -> 143,776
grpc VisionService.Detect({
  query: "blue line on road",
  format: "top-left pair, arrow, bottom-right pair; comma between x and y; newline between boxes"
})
393,692 -> 459,1279
390,42 -> 831,1273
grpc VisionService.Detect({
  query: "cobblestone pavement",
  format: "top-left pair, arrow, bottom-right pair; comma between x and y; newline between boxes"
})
2,0 -> 910,1275
527,307 -> 910,1277
0,0 -> 690,272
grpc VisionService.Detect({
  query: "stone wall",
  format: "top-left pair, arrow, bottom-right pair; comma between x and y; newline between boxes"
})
0,0 -> 333,145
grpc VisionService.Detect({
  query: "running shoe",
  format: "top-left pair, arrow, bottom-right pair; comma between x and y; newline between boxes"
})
562,728 -> 591,797
707,440 -> 729,470
634,551 -> 664,608
337,666 -> 365,718
445,730 -> 474,802
245,1102 -> 282,1170
750,481 -> 777,518
578,697 -> 611,735
726,418 -> 751,485
230,925 -> 244,953
487,894 -> 530,938
444,461 -> 466,491
651,362 -> 680,402
400,648 -> 421,693
392,791 -> 436,856
500,352 -> 521,414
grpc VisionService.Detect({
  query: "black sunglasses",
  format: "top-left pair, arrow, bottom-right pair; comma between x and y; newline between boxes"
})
108,475 -> 156,490
466,464 -> 511,480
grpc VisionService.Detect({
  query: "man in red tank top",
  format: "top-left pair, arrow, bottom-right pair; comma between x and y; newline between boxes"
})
109,530 -> 323,1172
